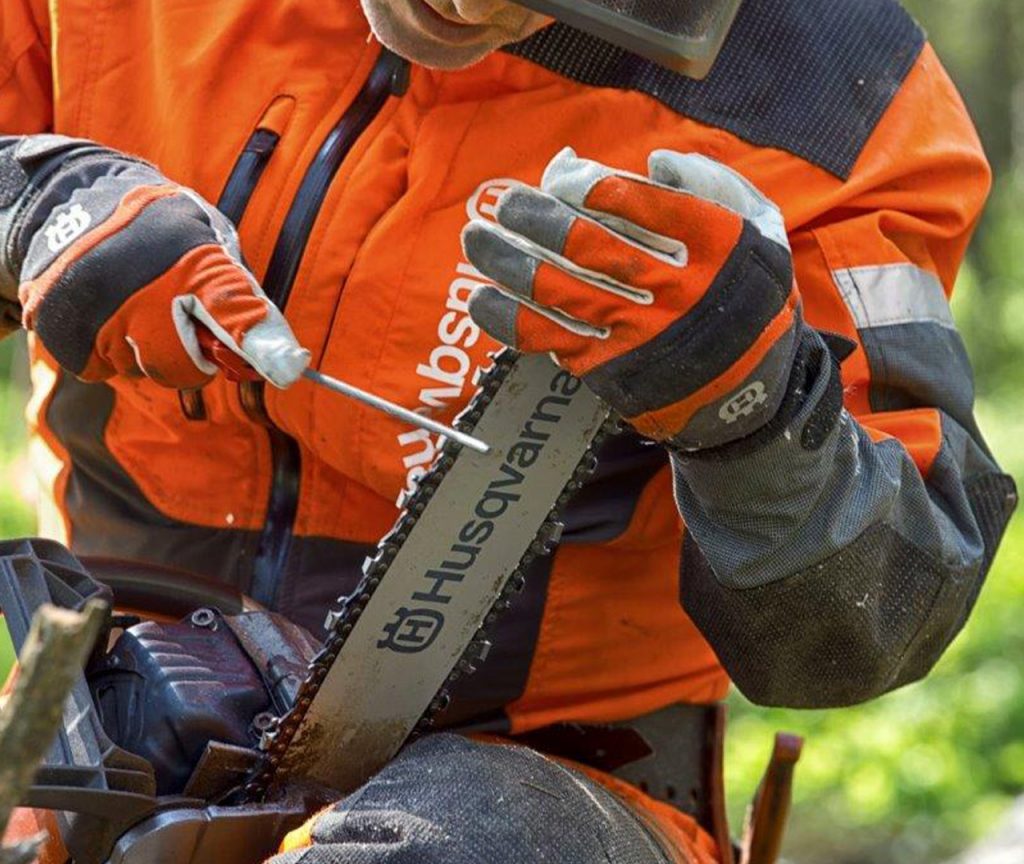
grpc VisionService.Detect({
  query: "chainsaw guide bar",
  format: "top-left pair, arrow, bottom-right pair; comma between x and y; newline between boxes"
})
243,350 -> 613,799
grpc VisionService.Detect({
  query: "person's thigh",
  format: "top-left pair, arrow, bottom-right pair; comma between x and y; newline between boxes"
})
271,733 -> 676,863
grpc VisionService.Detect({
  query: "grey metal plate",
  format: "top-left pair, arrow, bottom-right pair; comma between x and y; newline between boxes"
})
281,353 -> 608,792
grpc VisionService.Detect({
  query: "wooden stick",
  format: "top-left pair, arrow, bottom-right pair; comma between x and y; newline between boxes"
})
0,601 -> 106,862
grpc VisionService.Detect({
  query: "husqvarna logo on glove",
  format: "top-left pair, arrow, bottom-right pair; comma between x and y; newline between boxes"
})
719,380 -> 768,424
44,203 -> 92,253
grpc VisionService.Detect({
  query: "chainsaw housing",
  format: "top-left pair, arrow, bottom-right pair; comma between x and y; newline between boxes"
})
0,538 -> 314,864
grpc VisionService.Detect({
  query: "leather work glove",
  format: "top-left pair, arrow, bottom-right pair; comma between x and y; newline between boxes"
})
0,135 -> 309,389
463,148 -> 801,451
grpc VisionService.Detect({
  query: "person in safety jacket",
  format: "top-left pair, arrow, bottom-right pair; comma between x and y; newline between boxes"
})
0,0 -> 1017,861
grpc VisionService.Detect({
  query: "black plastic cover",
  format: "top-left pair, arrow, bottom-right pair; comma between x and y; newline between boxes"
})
0,538 -> 158,864
89,611 -> 272,795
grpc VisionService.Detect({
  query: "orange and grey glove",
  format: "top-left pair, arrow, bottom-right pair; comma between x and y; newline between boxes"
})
463,148 -> 802,451
0,135 -> 309,389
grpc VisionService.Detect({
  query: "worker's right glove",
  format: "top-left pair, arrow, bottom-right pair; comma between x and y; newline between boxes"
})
463,148 -> 802,451
0,135 -> 309,389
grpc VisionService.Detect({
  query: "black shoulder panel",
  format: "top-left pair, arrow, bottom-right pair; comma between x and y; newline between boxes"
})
503,0 -> 925,179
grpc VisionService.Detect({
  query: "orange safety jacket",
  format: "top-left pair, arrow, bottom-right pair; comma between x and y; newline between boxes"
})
0,0 -> 1014,733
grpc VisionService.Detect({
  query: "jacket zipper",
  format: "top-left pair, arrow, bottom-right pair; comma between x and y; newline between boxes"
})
179,127 -> 283,421
245,48 -> 410,609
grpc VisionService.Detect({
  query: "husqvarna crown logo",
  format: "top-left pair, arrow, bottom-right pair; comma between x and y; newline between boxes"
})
466,178 -> 518,222
45,203 -> 92,253
378,607 -> 446,654
719,380 -> 768,424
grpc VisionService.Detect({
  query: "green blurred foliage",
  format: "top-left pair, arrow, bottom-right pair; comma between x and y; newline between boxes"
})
0,331 -> 31,679
904,0 -> 1024,403
0,610 -> 11,683
0,2 -> 1021,862
724,2 -> 1024,861
0,336 -> 32,539
726,516 -> 1024,863
0,334 -> 31,685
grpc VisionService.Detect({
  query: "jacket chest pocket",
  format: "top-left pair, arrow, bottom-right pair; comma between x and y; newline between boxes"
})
218,97 -> 295,227
178,96 -> 296,422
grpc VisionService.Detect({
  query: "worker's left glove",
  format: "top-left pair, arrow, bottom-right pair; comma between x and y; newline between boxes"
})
0,134 -> 309,389
463,148 -> 802,451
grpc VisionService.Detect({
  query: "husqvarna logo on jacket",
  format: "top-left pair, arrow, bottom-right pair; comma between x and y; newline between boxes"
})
467,178 -> 517,222
395,178 -> 520,503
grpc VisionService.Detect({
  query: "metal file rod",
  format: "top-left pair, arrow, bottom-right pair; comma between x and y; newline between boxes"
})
302,368 -> 490,454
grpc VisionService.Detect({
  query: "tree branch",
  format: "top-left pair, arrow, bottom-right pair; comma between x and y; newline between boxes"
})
0,602 -> 106,862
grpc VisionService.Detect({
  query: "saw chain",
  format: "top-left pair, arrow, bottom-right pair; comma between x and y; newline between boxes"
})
242,349 -> 615,801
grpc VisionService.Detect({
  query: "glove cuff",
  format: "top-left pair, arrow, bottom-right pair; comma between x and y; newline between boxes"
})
667,325 -> 842,461
0,138 -> 29,303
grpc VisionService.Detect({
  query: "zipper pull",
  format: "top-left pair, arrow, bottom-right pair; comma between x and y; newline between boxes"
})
385,51 -> 411,96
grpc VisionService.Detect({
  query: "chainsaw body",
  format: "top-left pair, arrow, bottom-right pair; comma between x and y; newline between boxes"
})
0,538 -> 318,864
0,350 -> 800,864
1,352 -> 611,863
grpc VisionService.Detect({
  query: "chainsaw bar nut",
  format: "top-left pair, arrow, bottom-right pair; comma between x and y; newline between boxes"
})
190,608 -> 218,630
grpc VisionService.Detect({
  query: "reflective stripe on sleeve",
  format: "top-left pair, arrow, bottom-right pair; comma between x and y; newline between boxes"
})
832,263 -> 954,331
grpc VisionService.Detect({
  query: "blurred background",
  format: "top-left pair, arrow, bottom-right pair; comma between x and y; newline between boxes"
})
724,1 -> 1024,860
0,1 -> 1021,861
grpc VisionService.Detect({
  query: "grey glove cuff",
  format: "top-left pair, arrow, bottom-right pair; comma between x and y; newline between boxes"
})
0,137 -> 28,302
666,323 -> 836,460
669,327 -> 847,588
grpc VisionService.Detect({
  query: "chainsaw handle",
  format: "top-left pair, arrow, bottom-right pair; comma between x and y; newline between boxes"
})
741,733 -> 803,864
195,324 -> 262,383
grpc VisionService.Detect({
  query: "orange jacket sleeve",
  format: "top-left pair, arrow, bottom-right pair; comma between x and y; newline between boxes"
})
0,0 -> 52,134
673,44 -> 1017,708
796,43 -> 992,457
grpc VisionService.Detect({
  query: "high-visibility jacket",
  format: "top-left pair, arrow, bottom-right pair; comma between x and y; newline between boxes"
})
0,0 -> 1016,733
